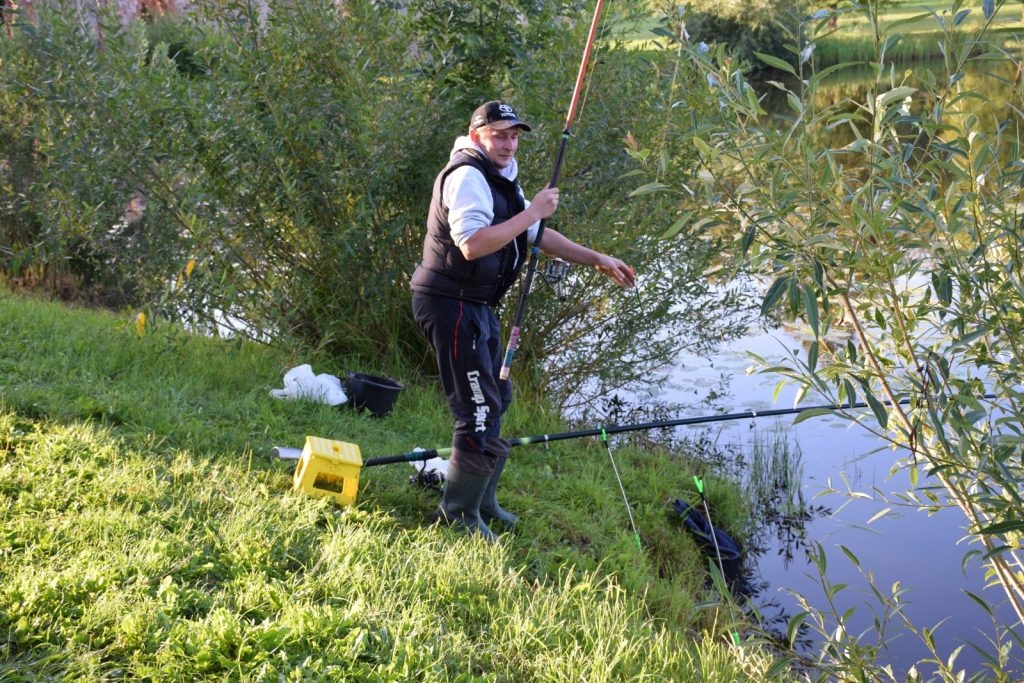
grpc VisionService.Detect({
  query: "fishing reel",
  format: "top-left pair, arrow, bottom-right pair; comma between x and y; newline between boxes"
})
410,463 -> 445,493
541,257 -> 570,301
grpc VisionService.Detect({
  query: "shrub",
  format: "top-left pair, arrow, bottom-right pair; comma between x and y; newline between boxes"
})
0,0 -> 753,410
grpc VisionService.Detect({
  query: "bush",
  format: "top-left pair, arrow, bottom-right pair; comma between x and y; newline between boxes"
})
0,1 -> 753,410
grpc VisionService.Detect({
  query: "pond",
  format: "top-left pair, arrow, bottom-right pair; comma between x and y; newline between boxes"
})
765,56 -> 1024,144
645,55 -> 1024,677
649,320 -> 1024,677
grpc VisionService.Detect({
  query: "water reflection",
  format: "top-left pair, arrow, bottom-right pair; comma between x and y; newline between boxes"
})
760,57 -> 1024,152
672,57 -> 1024,675
602,318 -> 1024,677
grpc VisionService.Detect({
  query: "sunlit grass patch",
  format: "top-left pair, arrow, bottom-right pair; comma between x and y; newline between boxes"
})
816,0 -> 1024,64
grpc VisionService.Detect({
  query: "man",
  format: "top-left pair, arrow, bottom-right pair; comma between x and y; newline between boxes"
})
411,100 -> 635,541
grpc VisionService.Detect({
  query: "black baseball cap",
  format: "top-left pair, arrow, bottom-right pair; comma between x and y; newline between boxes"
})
469,101 -> 532,132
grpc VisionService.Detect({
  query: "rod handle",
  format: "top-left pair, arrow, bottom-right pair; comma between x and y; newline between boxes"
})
364,447 -> 448,467
271,446 -> 303,461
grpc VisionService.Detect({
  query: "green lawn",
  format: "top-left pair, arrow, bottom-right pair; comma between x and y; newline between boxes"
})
819,0 -> 1024,63
0,290 -> 792,682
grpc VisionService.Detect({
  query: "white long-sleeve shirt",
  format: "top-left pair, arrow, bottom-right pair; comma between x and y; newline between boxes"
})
444,135 -> 540,250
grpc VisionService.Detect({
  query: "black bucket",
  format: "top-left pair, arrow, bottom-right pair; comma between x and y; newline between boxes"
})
346,372 -> 404,417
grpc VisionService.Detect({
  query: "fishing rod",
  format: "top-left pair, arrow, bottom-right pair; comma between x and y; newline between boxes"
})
693,475 -> 743,646
272,395 -> 930,465
498,0 -> 607,381
274,393 -> 1002,508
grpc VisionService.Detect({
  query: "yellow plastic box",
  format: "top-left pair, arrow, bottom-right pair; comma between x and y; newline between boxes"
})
292,436 -> 363,506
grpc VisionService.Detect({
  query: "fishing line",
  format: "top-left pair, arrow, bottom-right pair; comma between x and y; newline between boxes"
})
572,30 -> 601,139
694,477 -> 728,579
602,428 -> 643,550
693,475 -> 743,646
664,6 -> 689,135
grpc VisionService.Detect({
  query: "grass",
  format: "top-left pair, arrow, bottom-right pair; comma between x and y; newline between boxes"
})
815,0 -> 1024,65
0,289 -> 796,681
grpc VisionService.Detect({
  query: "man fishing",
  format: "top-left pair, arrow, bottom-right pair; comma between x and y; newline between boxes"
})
410,100 -> 635,541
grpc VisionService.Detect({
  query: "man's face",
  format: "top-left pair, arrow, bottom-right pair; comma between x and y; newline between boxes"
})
471,126 -> 521,170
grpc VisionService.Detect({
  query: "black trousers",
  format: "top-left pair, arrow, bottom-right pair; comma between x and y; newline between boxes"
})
413,292 -> 512,475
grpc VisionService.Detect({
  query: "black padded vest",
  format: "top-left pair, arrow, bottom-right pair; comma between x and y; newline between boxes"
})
410,150 -> 529,306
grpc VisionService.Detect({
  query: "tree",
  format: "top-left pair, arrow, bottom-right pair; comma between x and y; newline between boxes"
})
654,0 -> 811,76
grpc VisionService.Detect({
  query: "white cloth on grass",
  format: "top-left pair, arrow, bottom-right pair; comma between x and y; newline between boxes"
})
270,364 -> 347,406
409,453 -> 449,480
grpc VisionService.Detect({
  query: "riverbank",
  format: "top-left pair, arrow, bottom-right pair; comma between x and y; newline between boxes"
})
0,289 -> 793,681
815,0 -> 1024,65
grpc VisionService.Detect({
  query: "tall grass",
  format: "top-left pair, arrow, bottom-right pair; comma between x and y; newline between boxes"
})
0,290 -> 793,681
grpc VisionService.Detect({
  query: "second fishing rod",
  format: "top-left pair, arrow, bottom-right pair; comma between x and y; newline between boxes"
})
270,395 -> 929,467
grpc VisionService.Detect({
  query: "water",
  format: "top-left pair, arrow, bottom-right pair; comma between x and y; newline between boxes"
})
705,58 -> 1024,676
657,324 -> 1024,678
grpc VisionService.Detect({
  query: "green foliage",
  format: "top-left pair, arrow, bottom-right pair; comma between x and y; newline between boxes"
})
0,291 -> 793,681
651,0 -> 811,76
630,0 -> 1024,675
1,0 -> 446,353
0,0 -> 752,410
519,4 -> 758,409
404,0 -> 566,109
684,10 -> 797,76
